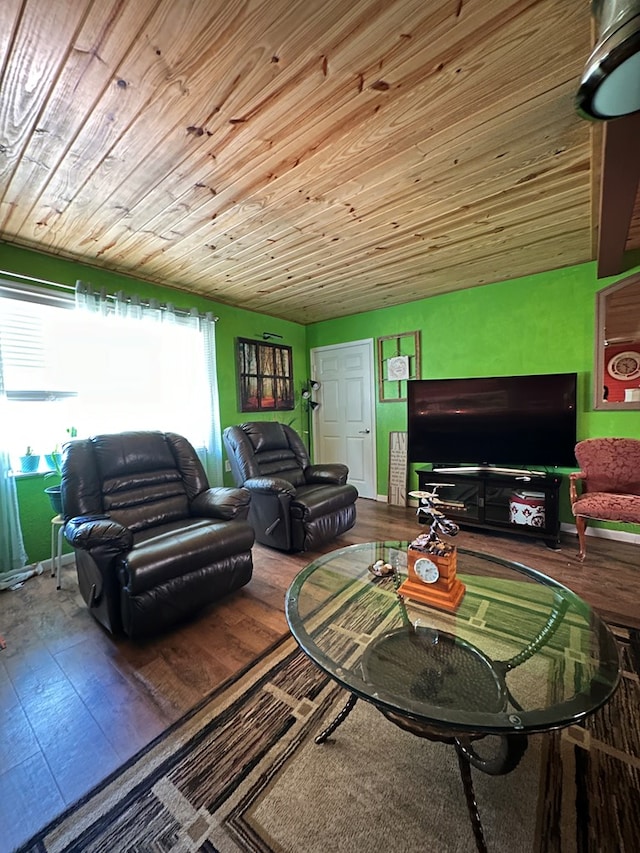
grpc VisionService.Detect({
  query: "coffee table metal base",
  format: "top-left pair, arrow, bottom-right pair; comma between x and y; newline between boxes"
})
314,692 -> 528,853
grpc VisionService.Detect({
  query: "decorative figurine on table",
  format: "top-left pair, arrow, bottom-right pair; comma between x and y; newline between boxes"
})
397,485 -> 466,611
368,558 -> 395,577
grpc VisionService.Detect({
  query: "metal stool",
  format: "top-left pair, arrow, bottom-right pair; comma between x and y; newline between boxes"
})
50,515 -> 64,590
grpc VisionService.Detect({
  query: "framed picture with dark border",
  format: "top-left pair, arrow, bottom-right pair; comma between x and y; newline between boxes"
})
237,337 -> 294,412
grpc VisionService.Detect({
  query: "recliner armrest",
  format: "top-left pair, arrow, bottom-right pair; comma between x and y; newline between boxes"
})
243,476 -> 296,496
304,464 -> 348,486
191,486 -> 251,521
64,515 -> 133,552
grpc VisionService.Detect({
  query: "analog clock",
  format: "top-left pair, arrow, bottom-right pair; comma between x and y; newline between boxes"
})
414,556 -> 440,584
607,351 -> 640,381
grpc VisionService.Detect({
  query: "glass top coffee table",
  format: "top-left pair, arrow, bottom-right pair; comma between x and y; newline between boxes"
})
284,541 -> 621,853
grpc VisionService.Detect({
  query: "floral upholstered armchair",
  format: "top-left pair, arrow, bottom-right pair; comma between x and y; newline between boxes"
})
570,438 -> 640,561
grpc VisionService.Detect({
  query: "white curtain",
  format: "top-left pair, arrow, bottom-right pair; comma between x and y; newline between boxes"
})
201,309 -> 223,485
0,324 -> 33,590
75,281 -> 223,485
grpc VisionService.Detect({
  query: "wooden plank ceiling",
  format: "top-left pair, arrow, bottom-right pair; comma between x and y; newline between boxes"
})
0,0 -> 638,324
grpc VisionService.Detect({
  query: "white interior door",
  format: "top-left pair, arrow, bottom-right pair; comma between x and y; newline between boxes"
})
311,339 -> 376,499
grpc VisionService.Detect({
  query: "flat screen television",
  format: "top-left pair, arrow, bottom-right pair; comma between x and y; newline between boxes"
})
407,373 -> 577,469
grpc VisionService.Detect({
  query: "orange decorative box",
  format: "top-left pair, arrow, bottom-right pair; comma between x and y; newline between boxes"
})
398,545 -> 465,612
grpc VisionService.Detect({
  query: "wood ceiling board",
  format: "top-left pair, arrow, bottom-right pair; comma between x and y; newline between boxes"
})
597,113 -> 640,278
0,1 -> 94,224
9,0 -> 246,244
187,180 -> 590,304
199,124 -> 587,271
0,0 -> 25,84
133,81 -> 588,290
107,6 -> 588,268
195,214 -> 590,323
169,145 -> 589,302
17,1 -> 582,243
187,85 -> 586,252
0,0 -> 631,323
0,0 -> 160,237
11,0 -> 437,247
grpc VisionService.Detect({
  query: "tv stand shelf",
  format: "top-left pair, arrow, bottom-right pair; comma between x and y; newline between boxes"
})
417,467 -> 562,547
435,466 -> 547,478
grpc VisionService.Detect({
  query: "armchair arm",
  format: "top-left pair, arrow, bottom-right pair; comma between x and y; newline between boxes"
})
569,471 -> 586,505
305,464 -> 349,486
64,515 -> 133,553
191,486 -> 251,521
242,477 -> 293,550
243,476 -> 296,496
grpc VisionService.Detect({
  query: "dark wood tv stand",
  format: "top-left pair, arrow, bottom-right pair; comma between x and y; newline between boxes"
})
416,467 -> 563,548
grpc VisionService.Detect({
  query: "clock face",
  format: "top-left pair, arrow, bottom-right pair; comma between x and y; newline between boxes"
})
607,351 -> 640,381
414,557 -> 439,584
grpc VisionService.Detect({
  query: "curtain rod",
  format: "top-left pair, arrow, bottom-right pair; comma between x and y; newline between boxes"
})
0,269 -> 73,291
0,270 -> 218,321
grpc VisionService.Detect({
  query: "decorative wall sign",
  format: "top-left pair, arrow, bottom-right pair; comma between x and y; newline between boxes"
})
237,337 -> 294,412
387,431 -> 408,506
377,331 -> 420,401
387,355 -> 410,381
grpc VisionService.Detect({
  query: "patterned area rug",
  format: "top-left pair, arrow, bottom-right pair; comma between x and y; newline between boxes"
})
16,626 -> 640,853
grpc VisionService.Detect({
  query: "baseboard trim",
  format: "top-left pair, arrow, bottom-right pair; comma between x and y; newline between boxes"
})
45,553 -> 75,573
560,522 -> 640,547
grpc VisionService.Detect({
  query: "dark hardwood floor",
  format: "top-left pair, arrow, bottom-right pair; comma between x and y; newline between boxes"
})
1,498 -> 638,852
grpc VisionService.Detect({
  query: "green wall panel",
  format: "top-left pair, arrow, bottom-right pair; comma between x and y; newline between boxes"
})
4,242 -> 640,561
1,243 -> 308,561
307,260 -> 640,528
15,474 -> 68,565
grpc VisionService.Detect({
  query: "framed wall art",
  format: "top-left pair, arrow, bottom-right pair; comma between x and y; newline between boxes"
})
236,337 -> 294,412
377,331 -> 421,402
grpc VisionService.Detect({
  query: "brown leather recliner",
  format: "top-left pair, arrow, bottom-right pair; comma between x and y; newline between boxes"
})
223,422 -> 358,552
61,431 -> 255,638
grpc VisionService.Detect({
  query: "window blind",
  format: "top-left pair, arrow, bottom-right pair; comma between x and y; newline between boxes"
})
0,285 -> 76,399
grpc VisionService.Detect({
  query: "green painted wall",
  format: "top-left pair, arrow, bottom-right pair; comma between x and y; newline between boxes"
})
4,241 -> 640,561
1,243 -> 308,562
307,260 -> 640,529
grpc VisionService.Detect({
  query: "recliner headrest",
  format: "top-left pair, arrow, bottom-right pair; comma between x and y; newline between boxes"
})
92,431 -> 176,478
242,422 -> 288,453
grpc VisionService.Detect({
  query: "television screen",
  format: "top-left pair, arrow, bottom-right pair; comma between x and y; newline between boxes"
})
407,373 -> 577,468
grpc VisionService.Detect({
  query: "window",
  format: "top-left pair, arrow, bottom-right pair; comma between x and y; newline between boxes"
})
71,310 -> 212,443
0,282 -> 216,472
1,286 -> 77,469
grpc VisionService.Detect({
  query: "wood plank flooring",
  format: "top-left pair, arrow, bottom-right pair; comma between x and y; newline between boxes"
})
1,498 -> 638,852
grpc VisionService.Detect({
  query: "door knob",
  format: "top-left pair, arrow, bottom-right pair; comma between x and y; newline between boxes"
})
359,428 -> 371,434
